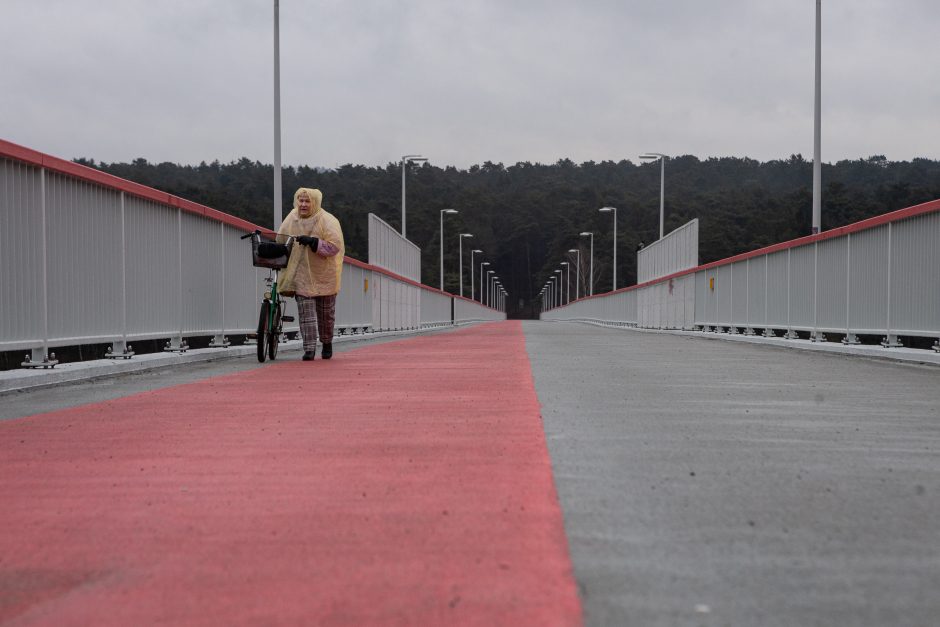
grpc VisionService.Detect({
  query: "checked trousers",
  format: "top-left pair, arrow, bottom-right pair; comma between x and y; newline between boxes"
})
295,294 -> 337,352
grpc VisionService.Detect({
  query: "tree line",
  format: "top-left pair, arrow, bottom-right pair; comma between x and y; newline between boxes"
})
75,154 -> 940,318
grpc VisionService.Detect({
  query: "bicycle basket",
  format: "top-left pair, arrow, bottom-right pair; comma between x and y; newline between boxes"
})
251,235 -> 290,269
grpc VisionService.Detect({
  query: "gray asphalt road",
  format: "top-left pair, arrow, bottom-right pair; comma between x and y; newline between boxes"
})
524,321 -> 940,627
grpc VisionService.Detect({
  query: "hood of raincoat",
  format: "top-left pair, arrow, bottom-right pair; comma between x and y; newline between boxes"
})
292,187 -> 322,219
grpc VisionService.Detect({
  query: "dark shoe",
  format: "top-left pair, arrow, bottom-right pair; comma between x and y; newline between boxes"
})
302,350 -> 315,361
321,344 -> 333,360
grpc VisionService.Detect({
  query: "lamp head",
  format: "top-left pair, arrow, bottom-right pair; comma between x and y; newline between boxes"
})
442,208 -> 458,215
580,231 -> 592,236
473,249 -> 482,253
560,262 -> 568,266
640,152 -> 666,160
568,248 -> 578,253
599,206 -> 615,213
482,261 -> 490,266
460,233 -> 473,238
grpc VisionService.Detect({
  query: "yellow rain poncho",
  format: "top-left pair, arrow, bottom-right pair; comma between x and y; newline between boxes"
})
276,188 -> 345,297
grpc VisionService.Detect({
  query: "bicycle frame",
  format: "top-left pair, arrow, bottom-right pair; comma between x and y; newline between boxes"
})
263,269 -> 281,331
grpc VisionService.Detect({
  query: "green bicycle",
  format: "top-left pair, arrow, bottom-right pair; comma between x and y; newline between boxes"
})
242,230 -> 295,362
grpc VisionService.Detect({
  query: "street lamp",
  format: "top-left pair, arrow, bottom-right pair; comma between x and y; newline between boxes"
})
273,0 -> 283,230
580,232 -> 593,296
549,276 -> 558,309
439,209 -> 458,290
480,261 -> 490,303
812,0 -> 821,234
561,262 -> 570,304
639,153 -> 668,239
486,270 -> 495,307
554,269 -> 563,307
401,154 -> 427,238
458,234 -> 473,297
568,248 -> 581,300
471,250 -> 483,300
599,207 -> 617,291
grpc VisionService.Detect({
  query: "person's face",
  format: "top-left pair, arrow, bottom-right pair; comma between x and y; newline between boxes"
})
297,193 -> 312,217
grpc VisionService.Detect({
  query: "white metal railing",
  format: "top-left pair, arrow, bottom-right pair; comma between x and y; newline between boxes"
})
637,218 -> 698,283
0,139 -> 505,363
541,288 -> 637,326
368,213 -> 421,282
421,287 -> 452,327
454,296 -> 505,323
542,199 -> 940,347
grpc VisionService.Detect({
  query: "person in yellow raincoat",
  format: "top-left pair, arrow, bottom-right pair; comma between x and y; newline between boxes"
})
276,188 -> 345,360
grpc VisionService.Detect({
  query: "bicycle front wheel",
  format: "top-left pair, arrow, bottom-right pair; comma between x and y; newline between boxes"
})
256,300 -> 271,363
267,302 -> 282,360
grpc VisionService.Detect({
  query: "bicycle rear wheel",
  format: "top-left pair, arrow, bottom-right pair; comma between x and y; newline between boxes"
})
256,300 -> 270,363
267,302 -> 282,360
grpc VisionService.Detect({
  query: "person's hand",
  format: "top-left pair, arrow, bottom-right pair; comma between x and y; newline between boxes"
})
297,235 -> 319,247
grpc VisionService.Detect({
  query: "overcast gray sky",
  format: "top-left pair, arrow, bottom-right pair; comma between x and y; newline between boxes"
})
2,0 -> 937,169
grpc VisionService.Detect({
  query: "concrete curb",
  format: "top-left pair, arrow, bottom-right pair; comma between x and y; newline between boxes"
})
0,324 -> 476,394
557,320 -> 940,367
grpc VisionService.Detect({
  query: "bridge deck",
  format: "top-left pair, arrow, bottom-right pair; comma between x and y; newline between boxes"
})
0,322 -> 579,625
526,321 -> 940,626
2,320 -> 939,626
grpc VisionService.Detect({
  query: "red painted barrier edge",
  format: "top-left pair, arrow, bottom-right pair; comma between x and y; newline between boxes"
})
1,138 -> 501,312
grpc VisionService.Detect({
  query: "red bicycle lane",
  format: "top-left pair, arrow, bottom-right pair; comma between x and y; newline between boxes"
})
0,321 -> 581,626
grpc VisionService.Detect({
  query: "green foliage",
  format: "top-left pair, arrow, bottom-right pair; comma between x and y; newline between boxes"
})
75,155 -> 940,318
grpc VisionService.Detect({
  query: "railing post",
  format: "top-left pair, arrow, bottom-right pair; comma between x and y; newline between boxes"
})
210,222 -> 230,347
812,241 -> 825,342
763,256 -> 774,337
784,248 -> 798,339
843,233 -> 859,344
745,258 -> 755,335
26,167 -> 55,366
728,263 -> 737,334
882,222 -> 901,347
165,207 -> 187,352
107,191 -> 134,359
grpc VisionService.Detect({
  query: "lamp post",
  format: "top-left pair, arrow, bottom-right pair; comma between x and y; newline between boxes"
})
549,276 -> 557,309
599,207 -> 617,290
486,270 -> 495,307
401,154 -> 427,238
458,234 -> 473,297
439,209 -> 458,290
272,0 -> 282,230
580,232 -> 593,296
568,248 -> 581,300
471,250 -> 483,300
812,0 -> 822,234
561,262 -> 570,304
479,261 -> 490,303
639,153 -> 668,239
554,269 -> 563,307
